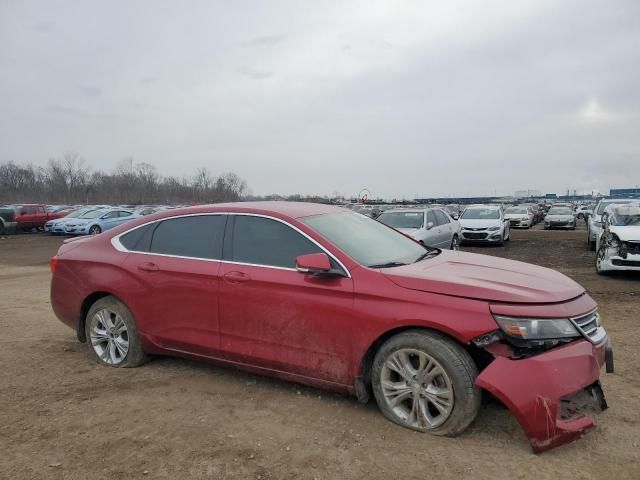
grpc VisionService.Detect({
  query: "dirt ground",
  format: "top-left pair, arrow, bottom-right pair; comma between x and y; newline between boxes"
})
1,224 -> 639,479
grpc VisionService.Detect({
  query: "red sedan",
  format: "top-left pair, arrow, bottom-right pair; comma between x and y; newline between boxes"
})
50,202 -> 612,452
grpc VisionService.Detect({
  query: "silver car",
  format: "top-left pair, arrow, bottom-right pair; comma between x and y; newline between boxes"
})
376,208 -> 461,250
543,206 -> 576,230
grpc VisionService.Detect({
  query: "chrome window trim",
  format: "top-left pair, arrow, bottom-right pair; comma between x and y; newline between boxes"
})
110,212 -> 351,278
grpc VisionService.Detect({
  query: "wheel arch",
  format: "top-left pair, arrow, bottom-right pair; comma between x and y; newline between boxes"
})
77,291 -> 118,342
355,325 -> 490,403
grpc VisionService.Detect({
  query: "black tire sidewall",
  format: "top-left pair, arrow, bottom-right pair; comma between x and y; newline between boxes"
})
85,296 -> 147,368
371,330 -> 480,437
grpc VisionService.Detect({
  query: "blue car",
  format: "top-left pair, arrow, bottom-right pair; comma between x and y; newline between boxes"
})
44,207 -> 105,234
63,208 -> 139,235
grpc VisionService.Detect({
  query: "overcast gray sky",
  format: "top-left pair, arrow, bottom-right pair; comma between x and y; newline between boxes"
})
1,0 -> 639,198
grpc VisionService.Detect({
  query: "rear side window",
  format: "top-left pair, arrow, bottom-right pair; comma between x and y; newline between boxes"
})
229,216 -> 321,268
119,224 -> 153,251
434,210 -> 450,225
149,215 -> 225,259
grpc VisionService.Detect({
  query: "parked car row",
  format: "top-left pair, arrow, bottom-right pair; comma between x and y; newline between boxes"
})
376,207 -> 461,250
0,203 -> 184,236
0,203 -> 74,234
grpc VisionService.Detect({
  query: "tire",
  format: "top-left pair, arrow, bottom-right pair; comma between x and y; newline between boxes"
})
450,235 -> 459,251
589,240 -> 596,251
371,330 -> 481,437
85,296 -> 148,368
89,225 -> 102,235
595,247 -> 609,276
0,220 -> 5,235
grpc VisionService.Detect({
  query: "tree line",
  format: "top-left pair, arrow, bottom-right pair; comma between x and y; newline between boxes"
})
0,153 -> 247,205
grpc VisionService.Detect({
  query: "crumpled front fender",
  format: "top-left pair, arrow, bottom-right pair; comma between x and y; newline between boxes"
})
476,339 -> 607,453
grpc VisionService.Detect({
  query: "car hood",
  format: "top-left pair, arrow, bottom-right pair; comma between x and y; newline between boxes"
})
383,250 -> 584,303
459,219 -> 501,229
610,225 -> 640,241
396,227 -> 421,237
505,214 -> 528,220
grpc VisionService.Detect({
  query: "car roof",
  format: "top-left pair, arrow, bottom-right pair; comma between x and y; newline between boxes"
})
466,204 -> 499,209
145,201 -> 342,220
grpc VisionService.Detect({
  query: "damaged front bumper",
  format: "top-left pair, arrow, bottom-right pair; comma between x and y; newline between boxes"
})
476,337 -> 611,453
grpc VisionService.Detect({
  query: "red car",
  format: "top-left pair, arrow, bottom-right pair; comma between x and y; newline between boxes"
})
50,202 -> 612,452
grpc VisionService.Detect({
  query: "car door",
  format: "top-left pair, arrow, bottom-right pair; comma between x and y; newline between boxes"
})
36,206 -> 47,225
423,210 -> 440,247
434,209 -> 453,248
120,214 -> 226,355
19,206 -> 36,228
500,209 -> 510,237
98,211 -> 120,230
115,210 -> 134,227
218,214 -> 354,384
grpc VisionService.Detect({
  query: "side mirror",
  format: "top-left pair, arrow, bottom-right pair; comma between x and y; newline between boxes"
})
296,253 -> 332,275
426,222 -> 434,230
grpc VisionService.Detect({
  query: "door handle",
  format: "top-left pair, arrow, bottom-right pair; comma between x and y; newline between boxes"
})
223,271 -> 251,284
137,262 -> 159,272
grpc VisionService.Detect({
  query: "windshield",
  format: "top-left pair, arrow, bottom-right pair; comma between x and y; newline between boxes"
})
65,209 -> 87,218
505,207 -> 528,214
302,212 -> 432,267
611,214 -> 640,226
461,208 -> 500,220
377,211 -> 424,229
548,207 -> 572,215
79,210 -> 105,219
598,200 -> 634,215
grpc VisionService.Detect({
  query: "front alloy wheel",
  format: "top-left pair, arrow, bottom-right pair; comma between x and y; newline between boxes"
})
89,225 -> 101,235
380,349 -> 453,429
372,330 -> 480,436
450,235 -> 459,250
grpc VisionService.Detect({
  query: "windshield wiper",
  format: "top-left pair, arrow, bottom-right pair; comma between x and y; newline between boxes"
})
414,249 -> 441,263
367,261 -> 408,269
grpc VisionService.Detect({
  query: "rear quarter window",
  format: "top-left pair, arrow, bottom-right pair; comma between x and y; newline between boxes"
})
119,224 -> 153,251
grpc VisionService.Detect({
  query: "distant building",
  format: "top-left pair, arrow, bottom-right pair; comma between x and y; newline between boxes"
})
514,190 -> 542,198
610,188 -> 640,198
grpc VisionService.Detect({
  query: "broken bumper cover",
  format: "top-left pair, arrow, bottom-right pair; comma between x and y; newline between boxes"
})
476,338 -> 610,453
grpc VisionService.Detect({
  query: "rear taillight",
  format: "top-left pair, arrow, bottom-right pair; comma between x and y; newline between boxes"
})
50,255 -> 58,274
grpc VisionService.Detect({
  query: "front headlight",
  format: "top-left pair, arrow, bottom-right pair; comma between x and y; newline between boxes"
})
494,315 -> 580,340
608,234 -> 620,247
488,226 -> 500,231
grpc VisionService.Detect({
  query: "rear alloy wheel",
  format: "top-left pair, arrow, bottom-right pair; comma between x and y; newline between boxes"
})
450,235 -> 459,250
372,330 -> 480,436
86,296 -> 147,367
89,225 -> 101,235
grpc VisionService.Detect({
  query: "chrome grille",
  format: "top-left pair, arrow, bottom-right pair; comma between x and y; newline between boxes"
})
571,310 -> 606,344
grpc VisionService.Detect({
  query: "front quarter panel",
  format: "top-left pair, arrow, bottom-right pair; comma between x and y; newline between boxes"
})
348,267 -> 497,378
